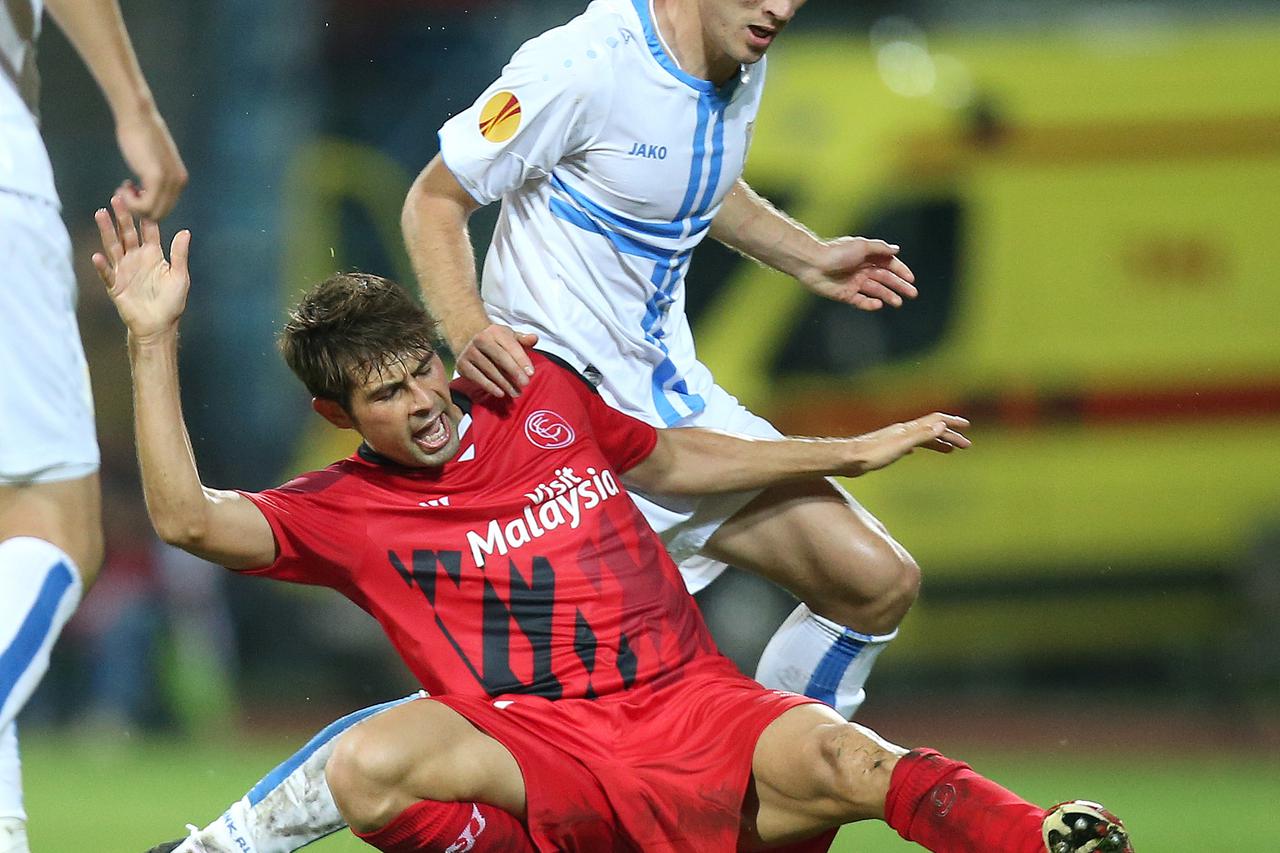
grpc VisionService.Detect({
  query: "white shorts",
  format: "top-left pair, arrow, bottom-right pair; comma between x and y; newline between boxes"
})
624,382 -> 782,594
0,191 -> 99,484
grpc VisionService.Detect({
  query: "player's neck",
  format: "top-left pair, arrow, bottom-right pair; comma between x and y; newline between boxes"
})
651,0 -> 740,85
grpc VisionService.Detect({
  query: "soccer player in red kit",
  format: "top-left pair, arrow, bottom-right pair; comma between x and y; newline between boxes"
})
94,197 -> 1132,853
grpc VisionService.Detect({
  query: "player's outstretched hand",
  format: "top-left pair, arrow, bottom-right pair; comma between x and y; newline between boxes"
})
92,193 -> 191,341
457,323 -> 540,398
114,104 -> 188,220
848,413 -> 971,475
800,236 -> 918,311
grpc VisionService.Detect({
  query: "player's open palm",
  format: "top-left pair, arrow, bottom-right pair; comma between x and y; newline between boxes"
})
850,412 -> 972,474
92,193 -> 191,340
801,236 -> 919,311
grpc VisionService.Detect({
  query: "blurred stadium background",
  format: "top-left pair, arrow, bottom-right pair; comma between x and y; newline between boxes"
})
21,0 -> 1280,848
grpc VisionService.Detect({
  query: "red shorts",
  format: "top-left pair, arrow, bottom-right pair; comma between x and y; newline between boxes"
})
435,657 -> 837,853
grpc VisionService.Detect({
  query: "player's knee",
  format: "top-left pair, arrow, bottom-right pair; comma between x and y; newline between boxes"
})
818,539 -> 920,634
326,724 -> 413,833
810,722 -> 901,819
869,543 -> 920,627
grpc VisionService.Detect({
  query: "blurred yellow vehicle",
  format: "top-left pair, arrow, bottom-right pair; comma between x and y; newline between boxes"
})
697,19 -> 1280,670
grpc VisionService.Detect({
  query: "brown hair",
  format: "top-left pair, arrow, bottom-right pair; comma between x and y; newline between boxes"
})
280,272 -> 439,407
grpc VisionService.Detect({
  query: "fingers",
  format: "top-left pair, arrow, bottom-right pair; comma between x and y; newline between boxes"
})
853,277 -> 907,308
857,237 -> 900,258
456,358 -> 508,398
111,194 -> 139,250
90,252 -> 114,289
457,348 -> 522,398
93,194 -> 190,285
95,193 -> 146,265
882,253 -> 915,285
820,237 -> 919,311
853,240 -> 914,279
142,218 -> 162,247
915,413 -> 971,451
844,292 -> 883,311
867,265 -> 918,300
170,230 -> 192,280
116,178 -> 139,207
458,326 -> 536,398
852,263 -> 917,308
94,207 -> 122,265
122,163 -> 189,220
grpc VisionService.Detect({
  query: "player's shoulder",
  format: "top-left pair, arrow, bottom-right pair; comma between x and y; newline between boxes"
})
448,352 -> 595,417
527,350 -> 600,398
272,458 -> 368,496
506,0 -> 631,88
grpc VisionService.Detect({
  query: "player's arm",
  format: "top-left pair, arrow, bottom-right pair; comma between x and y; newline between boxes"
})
622,415 -> 970,495
92,195 -> 276,570
402,155 -> 538,399
709,179 -> 917,311
45,0 -> 187,218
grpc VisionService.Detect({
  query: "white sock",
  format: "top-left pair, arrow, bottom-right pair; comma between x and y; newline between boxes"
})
754,603 -> 897,719
0,724 -> 25,853
0,728 -> 24,853
180,694 -> 422,853
0,537 -> 84,730
0,537 -> 81,853
0,724 -> 23,824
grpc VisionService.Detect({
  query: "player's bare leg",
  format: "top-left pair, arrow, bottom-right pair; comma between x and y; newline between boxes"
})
704,477 -> 917,717
0,475 -> 102,852
745,703 -> 1133,853
742,702 -> 902,847
144,696 -> 423,853
324,698 -> 535,852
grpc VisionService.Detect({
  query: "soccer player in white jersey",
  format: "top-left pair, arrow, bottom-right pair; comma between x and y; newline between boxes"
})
0,2 -> 185,851
416,0 -> 922,719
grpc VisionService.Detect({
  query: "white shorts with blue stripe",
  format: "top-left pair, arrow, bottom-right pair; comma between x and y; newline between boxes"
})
0,191 -> 99,486
625,380 -> 783,594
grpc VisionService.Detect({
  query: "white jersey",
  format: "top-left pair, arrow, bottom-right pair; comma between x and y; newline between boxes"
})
439,0 -> 765,427
0,0 -> 56,205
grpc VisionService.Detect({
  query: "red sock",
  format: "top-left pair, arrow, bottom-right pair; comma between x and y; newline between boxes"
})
354,799 -> 537,852
884,748 -> 1048,853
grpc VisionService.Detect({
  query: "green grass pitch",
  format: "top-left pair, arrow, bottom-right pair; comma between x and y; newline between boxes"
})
19,732 -> 1276,851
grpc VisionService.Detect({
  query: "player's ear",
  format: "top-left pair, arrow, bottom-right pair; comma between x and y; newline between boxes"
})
312,397 -> 355,430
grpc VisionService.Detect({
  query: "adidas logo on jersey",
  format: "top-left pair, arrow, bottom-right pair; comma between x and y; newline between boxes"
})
419,497 -> 451,508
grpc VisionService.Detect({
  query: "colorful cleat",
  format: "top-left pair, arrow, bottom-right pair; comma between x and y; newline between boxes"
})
1043,800 -> 1133,853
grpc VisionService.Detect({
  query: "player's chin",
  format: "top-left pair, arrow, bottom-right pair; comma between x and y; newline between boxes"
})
740,29 -> 777,60
407,429 -> 461,467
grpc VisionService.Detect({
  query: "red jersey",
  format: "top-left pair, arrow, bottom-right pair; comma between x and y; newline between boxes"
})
241,352 -> 731,701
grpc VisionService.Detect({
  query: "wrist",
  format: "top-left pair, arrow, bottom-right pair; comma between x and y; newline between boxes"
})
128,325 -> 180,350
448,316 -> 494,355
111,91 -> 160,126
839,437 -> 872,477
792,238 -> 834,286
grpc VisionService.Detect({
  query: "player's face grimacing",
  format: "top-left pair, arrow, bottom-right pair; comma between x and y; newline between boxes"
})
344,350 -> 462,467
704,0 -> 806,68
